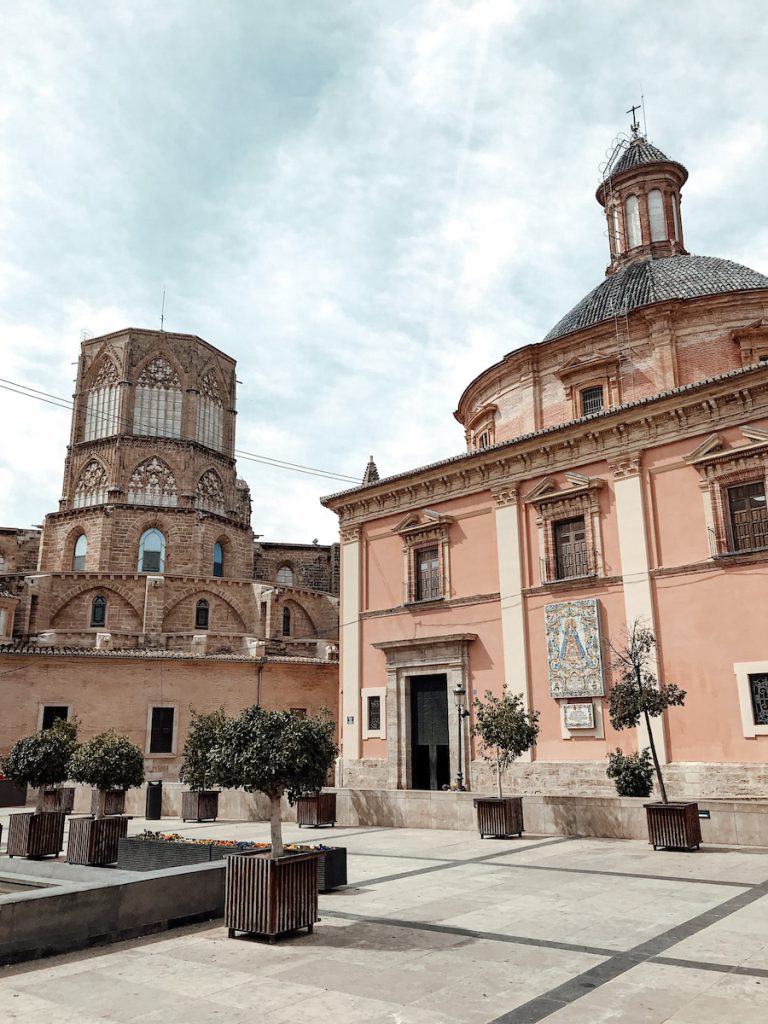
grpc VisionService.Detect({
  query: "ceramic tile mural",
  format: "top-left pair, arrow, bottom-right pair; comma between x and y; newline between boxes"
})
545,598 -> 604,697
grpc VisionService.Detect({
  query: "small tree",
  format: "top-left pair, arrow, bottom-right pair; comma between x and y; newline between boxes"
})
210,706 -> 337,858
0,718 -> 78,810
606,748 -> 654,798
607,621 -> 686,805
68,730 -> 145,817
179,708 -> 226,792
474,690 -> 540,799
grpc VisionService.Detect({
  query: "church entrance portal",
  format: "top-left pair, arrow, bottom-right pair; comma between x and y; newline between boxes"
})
410,674 -> 450,790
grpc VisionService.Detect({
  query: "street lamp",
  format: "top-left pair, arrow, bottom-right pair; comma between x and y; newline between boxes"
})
453,683 -> 471,791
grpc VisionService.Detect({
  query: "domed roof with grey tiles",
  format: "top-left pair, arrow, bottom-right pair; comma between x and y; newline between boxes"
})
544,255 -> 768,342
609,138 -> 686,177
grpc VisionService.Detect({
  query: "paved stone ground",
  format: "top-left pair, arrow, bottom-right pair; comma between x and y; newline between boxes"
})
1,814 -> 768,1022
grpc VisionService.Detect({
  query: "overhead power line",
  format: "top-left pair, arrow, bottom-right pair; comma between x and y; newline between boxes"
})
0,378 -> 360,485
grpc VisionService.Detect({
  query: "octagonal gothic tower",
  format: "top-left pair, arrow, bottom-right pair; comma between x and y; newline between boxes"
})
38,328 -> 254,579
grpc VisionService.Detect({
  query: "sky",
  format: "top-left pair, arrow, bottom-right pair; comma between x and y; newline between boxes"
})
1,0 -> 767,543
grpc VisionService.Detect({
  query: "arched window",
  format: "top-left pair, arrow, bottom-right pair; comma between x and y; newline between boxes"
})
213,542 -> 224,578
127,458 -> 177,507
196,470 -> 225,514
648,189 -> 666,242
282,606 -> 291,636
90,595 -> 106,627
73,461 -> 108,508
133,358 -> 182,438
84,359 -> 120,441
276,565 -> 294,586
138,529 -> 166,573
611,207 -> 622,254
195,599 -> 209,629
196,370 -> 224,452
625,195 -> 641,249
72,534 -> 88,571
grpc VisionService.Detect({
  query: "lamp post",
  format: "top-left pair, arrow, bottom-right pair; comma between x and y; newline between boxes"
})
453,683 -> 471,791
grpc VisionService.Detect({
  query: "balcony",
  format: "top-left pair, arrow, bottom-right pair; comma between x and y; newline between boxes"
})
540,548 -> 600,586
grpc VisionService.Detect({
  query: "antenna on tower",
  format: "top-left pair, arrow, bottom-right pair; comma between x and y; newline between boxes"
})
640,83 -> 647,137
160,289 -> 166,332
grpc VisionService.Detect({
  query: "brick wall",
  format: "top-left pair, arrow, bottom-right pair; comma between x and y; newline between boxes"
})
253,542 -> 340,595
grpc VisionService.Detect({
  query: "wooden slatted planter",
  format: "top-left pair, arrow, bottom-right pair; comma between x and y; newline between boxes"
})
296,792 -> 336,827
117,837 -> 237,871
474,797 -> 524,838
645,802 -> 702,851
91,789 -> 126,816
66,815 -> 129,866
6,812 -> 65,859
225,850 -> 319,941
182,790 -> 219,822
42,787 -> 75,814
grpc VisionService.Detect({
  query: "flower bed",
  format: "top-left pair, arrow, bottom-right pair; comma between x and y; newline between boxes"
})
117,832 -> 346,887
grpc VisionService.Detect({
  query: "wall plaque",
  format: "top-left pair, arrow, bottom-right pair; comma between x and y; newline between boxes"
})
546,598 -> 604,698
563,702 -> 595,730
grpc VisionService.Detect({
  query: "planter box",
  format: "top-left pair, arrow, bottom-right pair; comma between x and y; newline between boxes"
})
225,850 -> 319,940
91,790 -> 126,816
317,846 -> 347,891
182,790 -> 219,822
0,779 -> 26,807
67,815 -> 129,866
6,812 -> 65,859
42,787 -> 75,814
117,837 -> 229,872
645,802 -> 702,851
297,792 -> 337,827
475,796 -> 524,838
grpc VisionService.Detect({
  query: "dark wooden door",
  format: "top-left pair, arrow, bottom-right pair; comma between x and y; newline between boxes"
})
410,675 -> 450,790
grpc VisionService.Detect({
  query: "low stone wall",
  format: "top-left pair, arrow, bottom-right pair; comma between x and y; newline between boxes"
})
0,860 -> 225,965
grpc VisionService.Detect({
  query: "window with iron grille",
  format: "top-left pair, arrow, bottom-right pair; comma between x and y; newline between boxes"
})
149,706 -> 174,754
749,673 -> 768,726
367,695 -> 381,731
415,547 -> 441,601
727,481 -> 768,552
553,517 -> 589,580
90,595 -> 106,627
195,599 -> 209,629
580,386 -> 604,416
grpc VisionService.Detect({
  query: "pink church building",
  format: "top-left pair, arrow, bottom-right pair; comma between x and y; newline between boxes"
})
323,126 -> 768,801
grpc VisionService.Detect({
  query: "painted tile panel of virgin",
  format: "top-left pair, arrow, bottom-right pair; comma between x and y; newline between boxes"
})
545,598 -> 605,698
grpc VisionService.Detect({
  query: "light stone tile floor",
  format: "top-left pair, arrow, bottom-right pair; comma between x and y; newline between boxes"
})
0,813 -> 767,1022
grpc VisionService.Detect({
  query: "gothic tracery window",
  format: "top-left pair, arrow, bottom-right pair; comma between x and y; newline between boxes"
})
127,457 -> 178,507
73,460 -> 108,508
276,565 -> 294,586
196,469 -> 225,514
133,358 -> 182,438
213,542 -> 224,578
196,370 -> 224,452
84,359 -> 120,441
138,528 -> 166,573
90,595 -> 106,627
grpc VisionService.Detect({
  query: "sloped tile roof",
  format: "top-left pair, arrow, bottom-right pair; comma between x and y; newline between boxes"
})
544,255 -> 768,342
611,139 -> 673,175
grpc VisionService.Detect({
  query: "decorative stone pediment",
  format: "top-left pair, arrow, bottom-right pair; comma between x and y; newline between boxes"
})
684,433 -> 725,461
524,474 -> 603,519
555,353 -> 619,386
685,428 -> 768,473
373,633 -> 476,669
393,509 -> 453,539
732,319 -> 768,366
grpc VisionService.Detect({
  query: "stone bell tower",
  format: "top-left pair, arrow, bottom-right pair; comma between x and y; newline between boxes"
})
38,328 -> 254,579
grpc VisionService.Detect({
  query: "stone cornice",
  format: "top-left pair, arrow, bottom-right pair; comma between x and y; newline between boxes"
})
362,592 -> 499,620
324,365 -> 768,524
372,633 -> 477,651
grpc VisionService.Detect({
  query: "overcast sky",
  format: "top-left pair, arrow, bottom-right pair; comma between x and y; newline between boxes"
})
1,0 -> 767,544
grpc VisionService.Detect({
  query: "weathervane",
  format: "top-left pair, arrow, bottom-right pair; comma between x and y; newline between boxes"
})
626,103 -> 642,138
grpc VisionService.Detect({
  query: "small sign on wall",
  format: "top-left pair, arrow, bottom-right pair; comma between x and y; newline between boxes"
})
346,715 -> 355,725
563,702 -> 595,730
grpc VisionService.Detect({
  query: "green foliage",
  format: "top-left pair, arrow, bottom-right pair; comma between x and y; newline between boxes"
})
68,730 -> 145,792
473,690 -> 540,797
607,623 -> 686,731
210,706 -> 337,803
606,747 -> 654,797
0,717 -> 78,789
179,707 -> 226,791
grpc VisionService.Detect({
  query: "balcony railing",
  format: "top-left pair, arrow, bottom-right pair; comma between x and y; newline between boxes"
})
708,527 -> 768,558
540,548 -> 600,585
404,573 -> 447,604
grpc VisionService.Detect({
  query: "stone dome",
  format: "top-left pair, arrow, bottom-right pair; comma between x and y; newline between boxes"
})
544,255 -> 768,342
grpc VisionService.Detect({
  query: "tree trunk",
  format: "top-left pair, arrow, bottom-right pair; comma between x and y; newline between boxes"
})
643,708 -> 668,805
496,759 -> 503,799
269,793 -> 284,858
35,786 -> 46,812
95,789 -> 107,819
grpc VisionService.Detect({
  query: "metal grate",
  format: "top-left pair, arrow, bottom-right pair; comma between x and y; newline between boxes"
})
580,386 -> 604,416
749,673 -> 768,726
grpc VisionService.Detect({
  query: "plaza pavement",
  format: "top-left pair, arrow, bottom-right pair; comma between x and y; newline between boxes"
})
1,812 -> 767,1023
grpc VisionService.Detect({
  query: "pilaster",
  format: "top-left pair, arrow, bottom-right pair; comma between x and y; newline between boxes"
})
340,523 -> 362,761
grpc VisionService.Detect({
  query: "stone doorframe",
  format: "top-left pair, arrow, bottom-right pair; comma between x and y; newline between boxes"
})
372,633 -> 477,791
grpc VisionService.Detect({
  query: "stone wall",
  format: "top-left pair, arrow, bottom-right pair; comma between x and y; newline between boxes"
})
0,529 -> 41,575
253,541 -> 340,595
